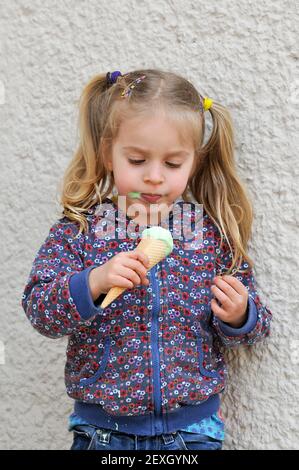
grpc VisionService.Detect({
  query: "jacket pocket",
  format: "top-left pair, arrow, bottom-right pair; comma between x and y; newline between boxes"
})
197,337 -> 219,379
79,336 -> 111,386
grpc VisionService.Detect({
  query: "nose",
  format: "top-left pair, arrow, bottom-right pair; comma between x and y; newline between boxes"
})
143,163 -> 164,185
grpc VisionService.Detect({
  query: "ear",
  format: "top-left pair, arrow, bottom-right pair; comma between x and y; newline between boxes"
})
106,158 -> 113,172
100,138 -> 113,172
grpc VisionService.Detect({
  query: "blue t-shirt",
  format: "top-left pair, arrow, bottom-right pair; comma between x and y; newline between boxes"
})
68,409 -> 225,441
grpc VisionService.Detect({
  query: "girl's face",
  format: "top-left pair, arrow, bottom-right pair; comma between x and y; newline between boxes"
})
107,111 -> 195,225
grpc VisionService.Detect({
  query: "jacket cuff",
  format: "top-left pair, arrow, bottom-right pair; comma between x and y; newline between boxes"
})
69,266 -> 106,320
216,295 -> 258,337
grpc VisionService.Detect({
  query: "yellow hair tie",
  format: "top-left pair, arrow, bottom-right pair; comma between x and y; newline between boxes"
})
203,97 -> 213,112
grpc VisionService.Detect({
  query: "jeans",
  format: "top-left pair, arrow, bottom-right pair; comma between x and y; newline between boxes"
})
70,424 -> 223,451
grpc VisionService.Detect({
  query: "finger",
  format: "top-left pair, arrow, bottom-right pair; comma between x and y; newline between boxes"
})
112,275 -> 135,289
121,255 -> 150,286
118,265 -> 142,286
123,258 -> 149,282
211,298 -> 228,321
131,260 -> 150,285
213,276 -> 240,303
221,275 -> 247,296
211,285 -> 233,309
132,250 -> 150,269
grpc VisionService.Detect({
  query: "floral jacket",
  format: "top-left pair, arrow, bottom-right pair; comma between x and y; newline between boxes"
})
21,196 -> 272,435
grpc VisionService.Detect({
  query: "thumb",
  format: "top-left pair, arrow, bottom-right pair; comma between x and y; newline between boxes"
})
211,298 -> 225,320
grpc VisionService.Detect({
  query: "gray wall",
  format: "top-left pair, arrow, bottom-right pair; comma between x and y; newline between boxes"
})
0,0 -> 298,450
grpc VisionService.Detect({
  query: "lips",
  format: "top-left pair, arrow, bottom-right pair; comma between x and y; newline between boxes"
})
141,193 -> 162,203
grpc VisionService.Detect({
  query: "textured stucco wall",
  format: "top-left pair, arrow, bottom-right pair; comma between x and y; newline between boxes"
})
0,0 -> 298,450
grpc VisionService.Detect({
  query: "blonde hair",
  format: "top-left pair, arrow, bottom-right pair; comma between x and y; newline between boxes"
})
57,68 -> 254,274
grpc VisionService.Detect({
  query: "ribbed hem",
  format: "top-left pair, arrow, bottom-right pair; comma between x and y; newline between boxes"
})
69,266 -> 106,320
217,295 -> 258,336
74,394 -> 220,436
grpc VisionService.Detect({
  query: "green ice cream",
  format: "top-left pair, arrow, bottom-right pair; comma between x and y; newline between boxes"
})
141,226 -> 173,256
128,192 -> 141,199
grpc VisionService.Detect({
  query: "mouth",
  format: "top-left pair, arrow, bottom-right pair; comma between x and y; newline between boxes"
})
141,193 -> 162,203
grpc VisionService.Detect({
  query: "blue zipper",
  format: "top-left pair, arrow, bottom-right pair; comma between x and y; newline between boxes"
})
150,264 -> 163,434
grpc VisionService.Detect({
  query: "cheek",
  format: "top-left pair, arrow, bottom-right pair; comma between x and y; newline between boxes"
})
113,163 -> 139,191
168,169 -> 190,189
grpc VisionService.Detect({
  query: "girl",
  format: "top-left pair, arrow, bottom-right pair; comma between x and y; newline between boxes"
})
21,69 -> 273,451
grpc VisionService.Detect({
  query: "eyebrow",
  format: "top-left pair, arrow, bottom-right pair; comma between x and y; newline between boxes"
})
122,145 -> 190,157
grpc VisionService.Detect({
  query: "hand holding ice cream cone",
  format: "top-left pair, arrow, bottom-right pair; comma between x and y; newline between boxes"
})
100,226 -> 174,308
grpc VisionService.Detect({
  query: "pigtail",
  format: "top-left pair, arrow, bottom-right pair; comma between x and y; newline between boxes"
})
57,74 -> 116,235
189,101 -> 255,274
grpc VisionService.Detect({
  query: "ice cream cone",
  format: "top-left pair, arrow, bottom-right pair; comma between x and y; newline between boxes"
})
100,227 -> 173,308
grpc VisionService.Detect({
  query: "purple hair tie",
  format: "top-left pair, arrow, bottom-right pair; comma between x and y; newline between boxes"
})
106,70 -> 122,86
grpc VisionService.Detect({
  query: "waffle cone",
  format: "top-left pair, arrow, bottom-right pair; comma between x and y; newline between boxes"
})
100,238 -> 168,308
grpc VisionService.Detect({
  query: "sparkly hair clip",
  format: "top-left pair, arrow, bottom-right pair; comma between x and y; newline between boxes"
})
120,74 -> 147,99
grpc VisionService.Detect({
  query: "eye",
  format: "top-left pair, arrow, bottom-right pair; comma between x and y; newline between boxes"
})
166,162 -> 181,168
128,159 -> 181,169
128,159 -> 145,165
